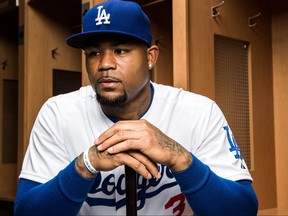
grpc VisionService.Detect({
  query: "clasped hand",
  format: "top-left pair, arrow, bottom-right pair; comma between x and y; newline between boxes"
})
88,119 -> 192,179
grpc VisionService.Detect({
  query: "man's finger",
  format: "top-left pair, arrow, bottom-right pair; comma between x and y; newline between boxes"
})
129,151 -> 160,179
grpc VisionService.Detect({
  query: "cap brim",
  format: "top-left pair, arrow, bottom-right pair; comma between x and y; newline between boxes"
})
67,31 -> 150,49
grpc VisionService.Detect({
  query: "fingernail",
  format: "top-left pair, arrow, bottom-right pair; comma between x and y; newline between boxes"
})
147,173 -> 152,179
107,147 -> 113,153
97,145 -> 102,151
156,173 -> 161,179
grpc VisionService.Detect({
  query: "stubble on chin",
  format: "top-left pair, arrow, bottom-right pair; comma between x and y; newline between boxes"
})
96,91 -> 127,107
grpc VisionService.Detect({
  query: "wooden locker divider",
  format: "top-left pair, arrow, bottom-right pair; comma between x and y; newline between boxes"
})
172,0 -> 189,90
270,0 -> 288,211
81,0 -> 92,86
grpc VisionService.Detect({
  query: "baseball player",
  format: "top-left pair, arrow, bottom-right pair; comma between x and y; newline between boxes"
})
14,0 -> 258,215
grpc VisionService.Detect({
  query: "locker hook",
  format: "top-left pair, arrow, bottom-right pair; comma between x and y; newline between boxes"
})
248,12 -> 261,27
51,48 -> 58,60
155,35 -> 164,46
211,1 -> 224,17
1,60 -> 8,70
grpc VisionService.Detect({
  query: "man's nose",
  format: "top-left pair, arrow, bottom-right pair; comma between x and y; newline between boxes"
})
98,51 -> 116,71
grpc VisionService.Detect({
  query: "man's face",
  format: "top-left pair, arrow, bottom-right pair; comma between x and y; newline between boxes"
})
85,35 -> 150,107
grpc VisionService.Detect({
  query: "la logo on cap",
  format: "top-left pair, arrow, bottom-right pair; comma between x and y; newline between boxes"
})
95,5 -> 111,26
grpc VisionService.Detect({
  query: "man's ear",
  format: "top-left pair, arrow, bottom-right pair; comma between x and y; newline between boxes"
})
147,45 -> 159,69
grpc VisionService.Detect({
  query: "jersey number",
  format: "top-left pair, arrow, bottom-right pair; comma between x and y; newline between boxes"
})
165,193 -> 185,216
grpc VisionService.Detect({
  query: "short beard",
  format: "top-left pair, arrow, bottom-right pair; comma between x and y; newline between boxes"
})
96,92 -> 128,108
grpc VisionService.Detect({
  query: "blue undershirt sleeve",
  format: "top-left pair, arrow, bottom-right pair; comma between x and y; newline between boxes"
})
14,159 -> 95,216
172,154 -> 258,216
15,154 -> 258,216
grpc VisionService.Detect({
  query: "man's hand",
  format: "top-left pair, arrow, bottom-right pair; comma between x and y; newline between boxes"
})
95,119 -> 193,173
76,144 -> 158,179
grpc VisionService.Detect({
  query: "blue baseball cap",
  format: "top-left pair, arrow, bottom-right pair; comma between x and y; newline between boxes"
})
67,0 -> 152,48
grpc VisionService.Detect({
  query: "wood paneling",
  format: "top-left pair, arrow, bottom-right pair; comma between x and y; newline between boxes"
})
0,5 -> 18,201
172,0 -> 189,90
271,0 -> 288,210
188,0 -> 276,210
18,0 -> 82,176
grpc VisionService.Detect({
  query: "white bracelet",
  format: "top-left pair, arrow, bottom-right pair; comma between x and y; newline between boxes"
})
83,149 -> 98,175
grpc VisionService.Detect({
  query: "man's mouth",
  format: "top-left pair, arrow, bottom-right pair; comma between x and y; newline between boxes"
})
97,78 -> 121,89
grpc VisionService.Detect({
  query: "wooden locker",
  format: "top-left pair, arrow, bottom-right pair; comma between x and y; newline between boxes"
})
0,1 -> 19,201
18,0 -> 82,180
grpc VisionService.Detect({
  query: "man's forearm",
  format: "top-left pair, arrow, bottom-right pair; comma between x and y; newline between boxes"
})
14,159 -> 95,216
173,154 -> 258,216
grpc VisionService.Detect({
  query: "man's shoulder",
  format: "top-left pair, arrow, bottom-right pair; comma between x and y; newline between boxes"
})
47,85 -> 95,103
39,85 -> 96,115
152,82 -> 214,106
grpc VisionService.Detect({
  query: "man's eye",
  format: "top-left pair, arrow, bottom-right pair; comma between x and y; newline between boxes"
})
115,49 -> 127,55
86,51 -> 100,57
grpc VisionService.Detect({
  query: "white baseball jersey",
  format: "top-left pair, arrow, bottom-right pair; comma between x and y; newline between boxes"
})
19,82 -> 252,215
